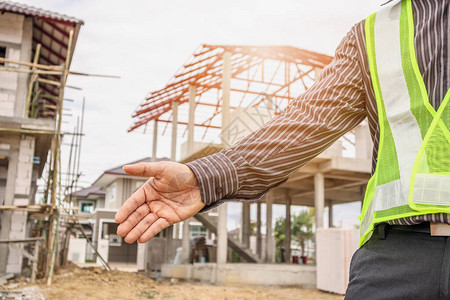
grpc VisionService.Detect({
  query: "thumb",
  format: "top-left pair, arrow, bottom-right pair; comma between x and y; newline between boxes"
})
123,162 -> 165,178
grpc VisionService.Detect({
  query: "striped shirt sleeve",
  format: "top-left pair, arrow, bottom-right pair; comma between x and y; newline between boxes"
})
187,24 -> 367,209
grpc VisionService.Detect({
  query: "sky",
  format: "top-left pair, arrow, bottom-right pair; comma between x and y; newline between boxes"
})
23,0 -> 386,229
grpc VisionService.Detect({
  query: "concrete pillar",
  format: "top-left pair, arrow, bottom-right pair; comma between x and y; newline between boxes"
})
174,222 -> 181,239
284,196 -> 291,263
187,85 -> 196,155
241,203 -> 250,248
217,204 -> 228,264
0,140 -> 19,273
171,101 -> 178,161
216,51 -> 231,265
1,136 -> 35,274
314,67 -> 322,82
181,219 -> 190,263
265,194 -> 275,263
152,120 -> 158,162
165,226 -> 174,263
15,17 -> 33,117
328,200 -> 333,228
256,202 -> 262,258
314,173 -> 325,229
221,52 -> 232,129
355,123 -> 373,159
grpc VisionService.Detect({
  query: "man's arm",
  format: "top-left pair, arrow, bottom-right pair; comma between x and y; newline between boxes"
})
187,25 -> 367,210
115,24 -> 367,243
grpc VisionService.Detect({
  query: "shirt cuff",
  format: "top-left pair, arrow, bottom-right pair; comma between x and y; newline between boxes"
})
186,152 -> 239,207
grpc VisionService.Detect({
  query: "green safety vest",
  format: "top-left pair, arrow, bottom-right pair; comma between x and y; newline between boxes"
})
359,0 -> 450,246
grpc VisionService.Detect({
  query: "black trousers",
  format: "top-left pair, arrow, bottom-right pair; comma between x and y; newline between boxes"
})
345,223 -> 450,300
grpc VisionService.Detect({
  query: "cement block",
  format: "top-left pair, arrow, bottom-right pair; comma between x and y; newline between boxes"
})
13,198 -> 28,206
8,47 -> 21,61
5,246 -> 21,274
14,184 -> 30,195
0,13 -> 24,44
0,73 -> 18,91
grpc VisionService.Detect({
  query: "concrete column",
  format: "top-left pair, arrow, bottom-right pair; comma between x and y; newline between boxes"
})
152,120 -> 158,162
314,173 -> 325,229
265,194 -> 275,263
3,136 -> 35,274
187,85 -> 196,155
284,196 -> 291,263
256,202 -> 262,258
354,123 -> 373,159
221,52 -> 232,130
215,51 -> 232,265
15,17 -> 33,117
241,203 -> 250,248
165,226 -> 174,263
0,141 -> 19,273
174,222 -> 181,239
181,219 -> 190,263
328,200 -> 333,228
314,67 -> 322,82
171,101 -> 179,161
217,204 -> 228,264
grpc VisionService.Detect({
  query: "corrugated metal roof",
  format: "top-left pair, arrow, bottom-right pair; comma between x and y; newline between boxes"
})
0,0 -> 84,24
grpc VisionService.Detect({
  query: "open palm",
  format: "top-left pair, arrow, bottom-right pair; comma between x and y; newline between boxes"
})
114,162 -> 204,243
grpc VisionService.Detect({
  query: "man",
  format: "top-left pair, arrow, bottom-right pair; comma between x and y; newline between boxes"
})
115,0 -> 449,298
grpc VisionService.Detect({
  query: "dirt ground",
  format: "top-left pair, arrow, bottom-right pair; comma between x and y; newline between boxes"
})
6,264 -> 344,300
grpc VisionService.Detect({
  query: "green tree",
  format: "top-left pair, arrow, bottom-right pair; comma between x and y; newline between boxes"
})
292,209 -> 315,258
274,218 -> 286,262
274,209 -> 315,261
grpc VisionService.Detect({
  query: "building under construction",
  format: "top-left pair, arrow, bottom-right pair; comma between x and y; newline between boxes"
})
129,44 -> 372,291
0,0 -> 83,279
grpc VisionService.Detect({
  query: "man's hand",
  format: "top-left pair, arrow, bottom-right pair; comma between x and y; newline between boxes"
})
114,161 -> 204,244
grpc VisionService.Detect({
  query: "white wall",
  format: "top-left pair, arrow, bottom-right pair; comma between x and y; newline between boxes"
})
68,237 -> 87,264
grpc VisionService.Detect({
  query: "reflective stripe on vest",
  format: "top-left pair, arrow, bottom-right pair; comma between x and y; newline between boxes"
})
360,0 -> 450,246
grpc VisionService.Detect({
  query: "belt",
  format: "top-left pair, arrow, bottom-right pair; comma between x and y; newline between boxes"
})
377,222 -> 450,239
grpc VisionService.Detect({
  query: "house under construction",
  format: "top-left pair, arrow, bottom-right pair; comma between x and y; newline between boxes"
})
0,1 -> 83,277
129,44 -> 372,290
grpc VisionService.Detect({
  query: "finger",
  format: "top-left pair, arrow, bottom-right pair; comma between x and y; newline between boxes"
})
137,218 -> 170,243
116,204 -> 150,237
124,212 -> 158,244
115,184 -> 157,223
123,162 -> 166,178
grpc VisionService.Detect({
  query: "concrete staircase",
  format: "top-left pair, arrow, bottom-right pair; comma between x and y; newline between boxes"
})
194,213 -> 262,263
